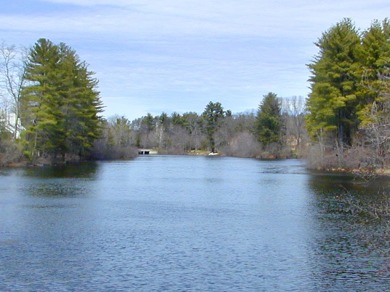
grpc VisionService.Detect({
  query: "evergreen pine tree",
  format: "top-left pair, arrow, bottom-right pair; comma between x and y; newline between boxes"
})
202,101 -> 225,153
22,38 -> 62,158
256,92 -> 282,146
358,18 -> 390,125
21,38 -> 103,162
306,18 -> 361,146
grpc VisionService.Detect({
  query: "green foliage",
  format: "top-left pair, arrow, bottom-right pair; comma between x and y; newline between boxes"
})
142,113 -> 155,132
21,38 -> 103,162
358,19 -> 390,126
181,112 -> 198,128
306,18 -> 390,148
256,92 -> 282,146
202,101 -> 225,152
306,18 -> 361,146
170,112 -> 185,127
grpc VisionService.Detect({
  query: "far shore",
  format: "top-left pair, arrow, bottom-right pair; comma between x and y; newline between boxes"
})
2,154 -> 390,178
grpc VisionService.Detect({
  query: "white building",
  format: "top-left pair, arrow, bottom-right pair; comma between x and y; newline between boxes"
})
0,110 -> 23,138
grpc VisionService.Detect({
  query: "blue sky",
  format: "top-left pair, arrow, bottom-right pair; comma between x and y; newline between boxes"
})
1,0 -> 389,119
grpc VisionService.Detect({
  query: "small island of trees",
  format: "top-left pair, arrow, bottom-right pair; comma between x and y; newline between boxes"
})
1,18 -> 390,173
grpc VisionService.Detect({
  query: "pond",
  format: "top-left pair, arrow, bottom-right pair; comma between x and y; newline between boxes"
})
0,156 -> 389,291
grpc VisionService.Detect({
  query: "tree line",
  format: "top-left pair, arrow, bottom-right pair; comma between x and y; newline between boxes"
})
1,17 -> 389,171
0,39 -> 307,165
93,93 -> 307,160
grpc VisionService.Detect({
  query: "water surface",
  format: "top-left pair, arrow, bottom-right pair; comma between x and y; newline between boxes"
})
0,156 -> 389,291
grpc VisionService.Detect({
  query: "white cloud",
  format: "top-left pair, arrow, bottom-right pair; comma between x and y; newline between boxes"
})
1,0 -> 389,117
3,1 -> 388,41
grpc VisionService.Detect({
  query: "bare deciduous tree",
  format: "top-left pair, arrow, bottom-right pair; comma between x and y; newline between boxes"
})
92,116 -> 137,160
283,96 -> 307,156
364,72 -> 390,168
222,131 -> 260,157
0,43 -> 26,139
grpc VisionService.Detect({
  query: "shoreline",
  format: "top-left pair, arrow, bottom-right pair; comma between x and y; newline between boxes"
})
2,155 -> 390,177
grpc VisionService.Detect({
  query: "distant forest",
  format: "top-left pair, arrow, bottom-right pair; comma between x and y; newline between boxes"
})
1,18 -> 390,172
